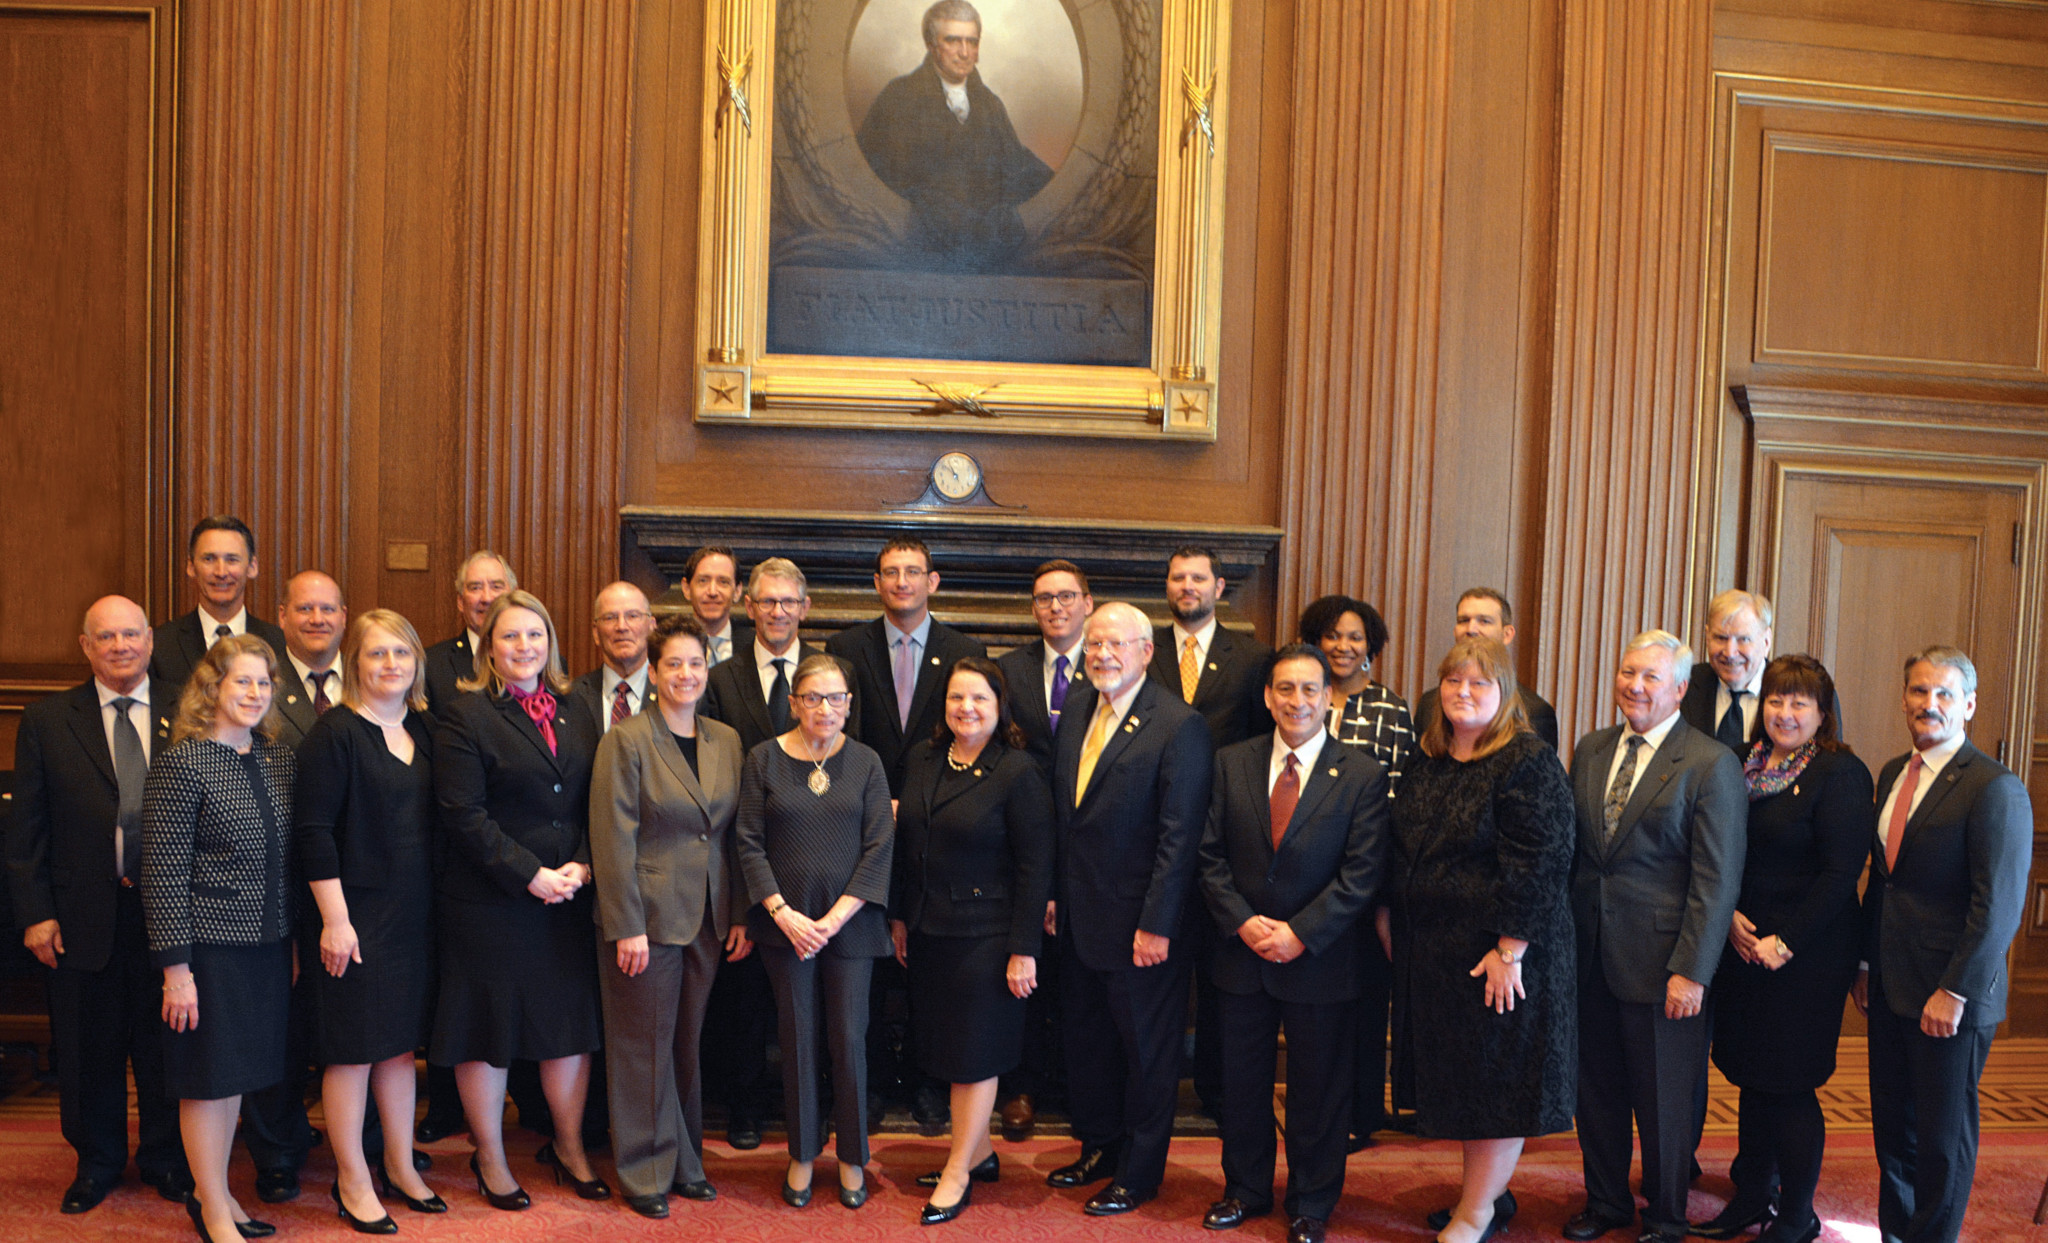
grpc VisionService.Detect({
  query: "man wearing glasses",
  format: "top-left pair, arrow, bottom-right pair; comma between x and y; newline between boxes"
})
571,581 -> 657,735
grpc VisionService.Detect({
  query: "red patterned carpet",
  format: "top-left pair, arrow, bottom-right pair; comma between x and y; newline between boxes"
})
3,1122 -> 2047,1242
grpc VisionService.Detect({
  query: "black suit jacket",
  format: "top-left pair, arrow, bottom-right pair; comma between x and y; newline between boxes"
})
149,611 -> 289,696
270,660 -> 343,751
995,639 -> 1086,779
568,667 -> 655,739
1147,624 -> 1274,750
1416,683 -> 1560,751
1863,740 -> 2031,1027
1052,677 -> 1214,972
433,689 -> 598,906
825,617 -> 987,795
1569,716 -> 1747,1004
423,632 -> 478,720
6,680 -> 174,972
892,740 -> 1054,956
699,642 -> 825,757
1198,733 -> 1389,1003
1677,661 -> 1845,753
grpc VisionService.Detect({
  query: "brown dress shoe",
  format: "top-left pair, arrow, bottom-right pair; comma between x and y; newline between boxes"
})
999,1094 -> 1036,1140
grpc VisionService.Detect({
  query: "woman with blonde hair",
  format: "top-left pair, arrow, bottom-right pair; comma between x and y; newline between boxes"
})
142,635 -> 296,1243
434,590 -> 608,1209
294,610 -> 444,1229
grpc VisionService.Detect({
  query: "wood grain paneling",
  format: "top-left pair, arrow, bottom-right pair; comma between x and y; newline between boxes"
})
460,0 -> 632,649
176,0 -> 355,617
0,2 -> 175,669
1537,0 -> 1714,742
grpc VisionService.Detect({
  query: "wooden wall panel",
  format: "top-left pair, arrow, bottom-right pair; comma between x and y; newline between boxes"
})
176,0 -> 356,619
1537,0 -> 1715,742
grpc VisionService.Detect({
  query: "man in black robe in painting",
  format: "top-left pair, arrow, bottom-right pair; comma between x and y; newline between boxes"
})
856,0 -> 1055,273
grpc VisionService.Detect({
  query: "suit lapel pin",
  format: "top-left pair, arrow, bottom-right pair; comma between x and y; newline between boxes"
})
973,768 -> 983,777
1126,716 -> 1140,729
287,695 -> 299,705
1791,785 -> 1800,796
929,655 -> 941,665
1327,768 -> 1338,778
1208,662 -> 1218,671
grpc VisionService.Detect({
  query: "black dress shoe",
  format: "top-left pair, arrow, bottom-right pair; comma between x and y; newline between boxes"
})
1346,1133 -> 1377,1152
1288,1215 -> 1327,1243
623,1192 -> 670,1218
1639,1231 -> 1688,1243
410,1150 -> 433,1173
726,1110 -> 763,1150
61,1175 -> 113,1214
330,1181 -> 398,1234
535,1141 -> 611,1199
1753,1219 -> 1821,1243
921,1179 -> 972,1225
470,1154 -> 530,1211
1693,1201 -> 1777,1239
839,1169 -> 868,1209
1202,1196 -> 1272,1229
142,1168 -> 196,1202
253,1168 -> 300,1204
1561,1207 -> 1631,1240
413,1116 -> 462,1144
1428,1189 -> 1518,1231
916,1152 -> 1000,1187
374,1164 -> 448,1213
1083,1183 -> 1152,1216
187,1197 -> 274,1240
1047,1145 -> 1120,1188
672,1179 -> 717,1201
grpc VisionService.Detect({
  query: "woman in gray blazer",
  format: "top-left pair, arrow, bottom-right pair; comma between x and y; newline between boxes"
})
589,615 -> 749,1219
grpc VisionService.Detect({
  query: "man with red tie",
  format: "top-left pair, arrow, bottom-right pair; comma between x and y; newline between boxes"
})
570,581 -> 656,736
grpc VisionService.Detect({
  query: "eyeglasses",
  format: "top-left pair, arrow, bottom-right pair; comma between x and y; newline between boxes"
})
1080,637 -> 1145,654
752,597 -> 804,613
1032,590 -> 1083,608
795,691 -> 850,709
595,610 -> 651,626
877,566 -> 929,582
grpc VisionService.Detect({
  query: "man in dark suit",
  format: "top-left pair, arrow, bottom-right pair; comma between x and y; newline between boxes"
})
1413,587 -> 1559,750
1565,630 -> 1746,1243
1198,645 -> 1388,1243
697,556 -> 820,1147
992,558 -> 1093,1137
150,515 -> 289,694
422,549 -> 516,719
1856,646 -> 2030,1243
682,546 -> 752,668
6,596 -> 190,1212
1046,602 -> 1213,1216
1678,588 -> 1774,753
569,581 -> 655,737
270,571 -> 347,750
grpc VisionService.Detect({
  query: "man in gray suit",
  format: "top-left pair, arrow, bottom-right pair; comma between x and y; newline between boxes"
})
271,571 -> 347,750
1564,630 -> 1745,1243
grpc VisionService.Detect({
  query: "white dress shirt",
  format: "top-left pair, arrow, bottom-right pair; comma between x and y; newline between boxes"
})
599,663 -> 651,732
1043,639 -> 1083,709
940,76 -> 969,121
96,680 -> 153,877
202,607 -> 249,642
1267,728 -> 1330,795
1171,617 -> 1218,671
1713,665 -> 1765,742
1605,709 -> 1683,803
755,640 -> 801,704
1877,731 -> 1968,855
287,651 -> 343,706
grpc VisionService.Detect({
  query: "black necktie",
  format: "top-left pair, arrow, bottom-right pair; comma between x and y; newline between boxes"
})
309,670 -> 332,715
1716,690 -> 1747,751
768,659 -> 791,734
213,624 -> 231,643
110,697 -> 146,882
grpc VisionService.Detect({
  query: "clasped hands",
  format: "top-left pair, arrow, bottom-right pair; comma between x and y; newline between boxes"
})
1728,910 -> 1793,970
774,904 -> 838,959
1237,916 -> 1303,965
528,861 -> 590,905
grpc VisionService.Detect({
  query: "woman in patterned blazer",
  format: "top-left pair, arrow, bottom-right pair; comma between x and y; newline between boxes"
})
142,634 -> 297,1243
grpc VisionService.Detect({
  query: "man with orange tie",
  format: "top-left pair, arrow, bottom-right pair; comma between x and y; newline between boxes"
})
1046,602 -> 1212,1215
1857,646 -> 2029,1243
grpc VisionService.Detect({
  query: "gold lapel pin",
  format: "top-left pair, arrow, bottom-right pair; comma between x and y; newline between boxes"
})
929,655 -> 941,665
1327,768 -> 1338,778
287,695 -> 299,705
1208,662 -> 1218,671
1792,785 -> 1800,797
973,769 -> 983,777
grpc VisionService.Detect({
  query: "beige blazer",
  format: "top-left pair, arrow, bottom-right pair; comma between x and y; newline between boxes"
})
588,710 -> 745,946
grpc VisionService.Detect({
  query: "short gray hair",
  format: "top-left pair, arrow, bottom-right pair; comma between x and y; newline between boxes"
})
454,549 -> 517,595
1623,628 -> 1695,675
1904,645 -> 1977,694
748,557 -> 807,598
1706,588 -> 1774,631
923,0 -> 981,47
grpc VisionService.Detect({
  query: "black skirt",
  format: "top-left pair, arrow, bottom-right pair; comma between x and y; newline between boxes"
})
909,931 -> 1023,1084
308,854 -> 435,1065
429,887 -> 602,1067
164,940 -> 293,1100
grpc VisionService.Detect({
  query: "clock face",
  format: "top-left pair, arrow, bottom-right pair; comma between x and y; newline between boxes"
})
932,451 -> 981,501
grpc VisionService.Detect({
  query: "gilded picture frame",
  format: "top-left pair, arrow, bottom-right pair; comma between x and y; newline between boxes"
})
695,0 -> 1228,440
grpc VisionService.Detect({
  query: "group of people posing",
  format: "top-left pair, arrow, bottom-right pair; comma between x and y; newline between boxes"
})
6,515 -> 2031,1243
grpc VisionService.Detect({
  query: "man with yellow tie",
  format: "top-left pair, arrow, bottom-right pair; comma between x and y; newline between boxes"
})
1046,602 -> 1214,1216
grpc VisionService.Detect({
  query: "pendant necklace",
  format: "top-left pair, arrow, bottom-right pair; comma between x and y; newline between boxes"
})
806,735 -> 832,796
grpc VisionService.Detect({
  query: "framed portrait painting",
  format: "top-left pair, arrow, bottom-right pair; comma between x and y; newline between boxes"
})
695,0 -> 1230,439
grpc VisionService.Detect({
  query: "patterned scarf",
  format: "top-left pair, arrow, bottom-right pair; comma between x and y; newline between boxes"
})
1744,737 -> 1816,801
509,684 -> 559,756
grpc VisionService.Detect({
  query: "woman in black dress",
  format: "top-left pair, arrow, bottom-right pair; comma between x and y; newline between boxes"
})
1390,636 -> 1575,1243
735,653 -> 894,1210
142,635 -> 296,1243
433,590 -> 608,1209
295,610 -> 443,1229
1698,655 -> 1871,1243
889,657 -> 1054,1225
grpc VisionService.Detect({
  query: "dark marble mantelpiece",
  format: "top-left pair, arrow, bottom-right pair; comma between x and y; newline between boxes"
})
619,506 -> 1286,648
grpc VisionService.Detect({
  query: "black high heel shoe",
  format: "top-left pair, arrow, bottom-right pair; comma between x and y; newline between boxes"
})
186,1196 -> 274,1242
469,1154 -> 530,1211
921,1179 -> 973,1226
374,1164 -> 448,1213
839,1167 -> 868,1210
916,1152 -> 999,1188
535,1141 -> 612,1200
782,1162 -> 813,1208
329,1181 -> 398,1235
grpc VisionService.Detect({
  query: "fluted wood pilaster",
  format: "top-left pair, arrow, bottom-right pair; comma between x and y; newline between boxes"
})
1536,0 -> 1713,741
176,0 -> 356,605
461,0 -> 633,644
1276,0 -> 1452,695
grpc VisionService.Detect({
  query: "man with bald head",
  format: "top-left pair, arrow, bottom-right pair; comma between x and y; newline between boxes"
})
6,598 -> 190,1211
571,581 -> 656,735
1046,602 -> 1213,1216
272,571 -> 348,749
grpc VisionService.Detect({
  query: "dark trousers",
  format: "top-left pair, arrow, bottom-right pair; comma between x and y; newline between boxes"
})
701,948 -> 774,1118
1188,915 -> 1223,1109
1350,924 -> 1392,1133
1576,964 -> 1711,1236
51,886 -> 186,1182
1868,971 -> 1993,1243
1219,989 -> 1355,1221
1060,935 -> 1189,1196
761,946 -> 872,1166
1002,928 -> 1065,1105
598,934 -> 720,1196
1726,1087 -> 1826,1233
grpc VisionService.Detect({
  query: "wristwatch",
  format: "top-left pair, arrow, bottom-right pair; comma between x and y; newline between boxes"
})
1496,945 -> 1522,965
